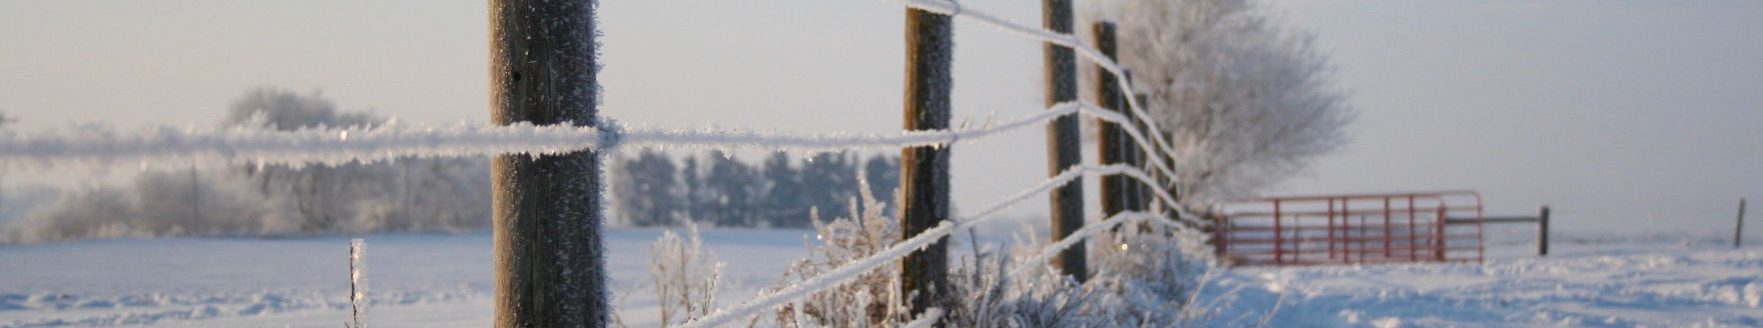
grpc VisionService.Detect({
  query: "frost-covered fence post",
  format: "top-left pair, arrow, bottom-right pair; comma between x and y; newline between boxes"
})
189,165 -> 201,231
1735,199 -> 1746,249
1538,206 -> 1550,256
1093,21 -> 1121,227
347,238 -> 366,328
1126,81 -> 1151,216
1043,0 -> 1086,281
489,0 -> 608,326
900,6 -> 953,319
1094,22 -> 1128,233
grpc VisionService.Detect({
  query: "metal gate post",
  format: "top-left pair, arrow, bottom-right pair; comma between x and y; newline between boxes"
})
1328,198 -> 1336,260
1273,199 -> 1283,265
1408,195 -> 1417,260
1435,206 -> 1447,261
1383,197 -> 1392,258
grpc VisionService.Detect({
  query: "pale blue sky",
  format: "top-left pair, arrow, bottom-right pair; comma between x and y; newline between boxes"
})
1,1 -> 1759,237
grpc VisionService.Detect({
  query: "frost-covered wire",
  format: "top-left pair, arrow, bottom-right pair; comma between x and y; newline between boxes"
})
889,0 -> 1187,186
0,103 -> 1189,186
1008,211 -> 1148,277
0,122 -> 603,168
0,106 -> 1076,168
900,308 -> 945,328
616,103 -> 1075,153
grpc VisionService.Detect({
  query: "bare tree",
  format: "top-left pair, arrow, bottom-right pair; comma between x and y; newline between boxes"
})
1117,0 -> 1353,203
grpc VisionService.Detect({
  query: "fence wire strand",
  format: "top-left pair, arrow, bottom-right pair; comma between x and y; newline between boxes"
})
0,104 -> 1181,189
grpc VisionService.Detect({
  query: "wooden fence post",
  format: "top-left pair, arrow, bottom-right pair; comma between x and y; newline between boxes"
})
1538,206 -> 1550,256
489,0 -> 607,326
1737,198 -> 1747,249
1043,0 -> 1087,282
900,7 -> 953,319
190,165 -> 201,230
1125,74 -> 1150,216
1094,22 -> 1127,230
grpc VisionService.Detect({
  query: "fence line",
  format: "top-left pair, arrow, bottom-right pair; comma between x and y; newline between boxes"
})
678,3 -> 1213,325
0,1 -> 1214,326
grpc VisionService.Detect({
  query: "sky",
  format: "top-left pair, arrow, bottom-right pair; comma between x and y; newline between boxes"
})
1,0 -> 1760,237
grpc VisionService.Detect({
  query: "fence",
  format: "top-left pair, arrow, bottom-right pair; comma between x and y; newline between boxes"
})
1215,191 -> 1485,266
0,0 -> 1211,326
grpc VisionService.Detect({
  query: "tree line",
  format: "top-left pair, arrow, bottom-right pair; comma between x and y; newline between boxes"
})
1,88 -> 492,243
612,149 -> 899,228
0,87 -> 903,243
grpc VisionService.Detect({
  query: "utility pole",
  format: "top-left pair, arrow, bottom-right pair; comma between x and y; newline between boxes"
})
1043,0 -> 1086,281
489,0 -> 607,326
900,6 -> 953,320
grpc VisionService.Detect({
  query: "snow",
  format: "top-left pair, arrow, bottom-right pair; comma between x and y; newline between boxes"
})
1,226 -> 1759,327
1198,233 -> 1763,327
0,229 -> 807,328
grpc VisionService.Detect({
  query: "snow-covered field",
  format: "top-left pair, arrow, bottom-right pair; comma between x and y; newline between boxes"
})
1207,242 -> 1763,327
2,227 -> 1758,327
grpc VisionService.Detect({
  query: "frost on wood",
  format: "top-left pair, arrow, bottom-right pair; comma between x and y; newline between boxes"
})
488,0 -> 606,326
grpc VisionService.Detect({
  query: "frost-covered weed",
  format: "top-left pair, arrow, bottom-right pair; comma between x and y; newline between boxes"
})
758,170 -> 1219,327
767,173 -> 908,327
941,222 -> 1217,327
1085,225 -> 1217,326
945,238 -> 1098,327
648,223 -> 724,327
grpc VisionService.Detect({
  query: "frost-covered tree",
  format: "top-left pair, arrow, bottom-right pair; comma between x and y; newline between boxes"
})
761,152 -> 809,228
613,149 -> 680,226
1117,0 -> 1353,203
703,151 -> 762,227
800,152 -> 857,220
223,87 -> 379,130
0,88 -> 493,243
679,156 -> 707,224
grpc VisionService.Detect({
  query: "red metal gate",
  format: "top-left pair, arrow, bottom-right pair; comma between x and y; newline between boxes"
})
1214,191 -> 1484,266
